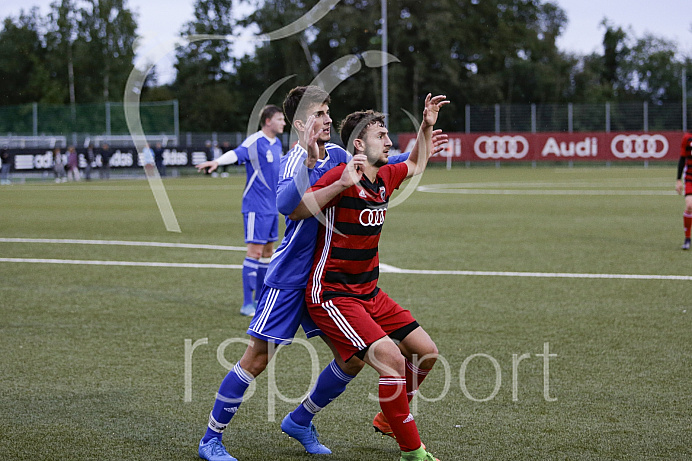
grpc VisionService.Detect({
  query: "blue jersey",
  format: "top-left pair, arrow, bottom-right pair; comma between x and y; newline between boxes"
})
233,131 -> 282,214
265,142 -> 408,290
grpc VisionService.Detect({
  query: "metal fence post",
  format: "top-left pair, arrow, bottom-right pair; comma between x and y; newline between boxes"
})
605,102 -> 610,133
32,102 -> 38,136
173,100 -> 180,146
683,67 -> 688,131
494,104 -> 500,133
105,102 -> 111,136
643,101 -> 648,132
568,103 -> 573,133
465,104 -> 470,134
531,103 -> 536,134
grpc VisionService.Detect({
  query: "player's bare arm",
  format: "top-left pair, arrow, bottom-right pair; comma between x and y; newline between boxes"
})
289,154 -> 367,221
196,160 -> 219,173
196,149 -> 239,173
405,94 -> 450,178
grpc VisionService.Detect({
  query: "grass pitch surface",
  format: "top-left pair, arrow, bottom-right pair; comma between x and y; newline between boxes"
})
0,165 -> 690,460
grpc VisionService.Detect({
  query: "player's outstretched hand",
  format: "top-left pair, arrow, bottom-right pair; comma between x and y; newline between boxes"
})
676,179 -> 683,195
339,153 -> 366,188
304,115 -> 320,169
431,129 -> 449,157
422,94 -> 450,128
196,160 -> 219,174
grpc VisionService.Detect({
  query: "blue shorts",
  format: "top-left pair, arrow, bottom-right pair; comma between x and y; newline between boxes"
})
244,212 -> 279,244
247,285 -> 321,345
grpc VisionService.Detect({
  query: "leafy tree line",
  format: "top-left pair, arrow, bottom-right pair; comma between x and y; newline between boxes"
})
1,0 -> 690,133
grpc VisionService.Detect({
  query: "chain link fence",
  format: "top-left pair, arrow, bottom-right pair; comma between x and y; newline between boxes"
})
1,100 -> 689,150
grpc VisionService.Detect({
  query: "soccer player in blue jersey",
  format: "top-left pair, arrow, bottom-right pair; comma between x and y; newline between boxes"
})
196,105 -> 286,317
197,86 -> 447,461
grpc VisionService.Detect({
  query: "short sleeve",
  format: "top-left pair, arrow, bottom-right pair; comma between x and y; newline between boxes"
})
379,162 -> 409,194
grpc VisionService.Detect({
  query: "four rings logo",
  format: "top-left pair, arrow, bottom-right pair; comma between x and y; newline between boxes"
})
359,208 -> 387,226
474,135 -> 529,159
611,134 -> 668,159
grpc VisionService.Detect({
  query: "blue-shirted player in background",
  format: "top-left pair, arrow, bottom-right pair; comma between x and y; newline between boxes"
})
197,105 -> 286,317
197,86 -> 447,461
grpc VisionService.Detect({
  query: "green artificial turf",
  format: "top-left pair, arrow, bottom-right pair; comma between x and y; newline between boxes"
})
1,165 -> 690,460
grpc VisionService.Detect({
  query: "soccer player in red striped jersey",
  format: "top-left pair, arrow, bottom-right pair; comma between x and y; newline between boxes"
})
290,94 -> 450,461
676,130 -> 692,250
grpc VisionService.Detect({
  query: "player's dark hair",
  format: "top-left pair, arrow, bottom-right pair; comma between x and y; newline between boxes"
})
339,110 -> 386,154
259,105 -> 282,127
283,86 -> 331,126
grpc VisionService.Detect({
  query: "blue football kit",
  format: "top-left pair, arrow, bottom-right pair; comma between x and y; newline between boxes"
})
234,131 -> 282,244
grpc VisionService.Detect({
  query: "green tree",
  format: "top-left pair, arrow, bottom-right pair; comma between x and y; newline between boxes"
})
0,9 -> 57,105
75,0 -> 138,102
173,0 -> 241,131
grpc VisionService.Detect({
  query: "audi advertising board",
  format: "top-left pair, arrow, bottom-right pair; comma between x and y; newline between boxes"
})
398,131 -> 682,163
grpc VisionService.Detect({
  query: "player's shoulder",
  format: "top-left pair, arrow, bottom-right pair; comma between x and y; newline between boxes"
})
240,131 -> 265,148
284,143 -> 307,162
324,142 -> 351,158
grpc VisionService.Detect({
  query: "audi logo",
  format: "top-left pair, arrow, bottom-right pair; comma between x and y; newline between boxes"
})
474,135 -> 529,159
359,208 -> 386,226
611,134 -> 668,159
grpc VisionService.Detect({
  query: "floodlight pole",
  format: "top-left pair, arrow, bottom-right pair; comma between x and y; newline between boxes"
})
381,0 -> 388,126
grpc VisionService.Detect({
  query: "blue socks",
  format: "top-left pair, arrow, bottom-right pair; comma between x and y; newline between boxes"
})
242,257 -> 258,306
289,360 -> 355,427
203,363 -> 254,442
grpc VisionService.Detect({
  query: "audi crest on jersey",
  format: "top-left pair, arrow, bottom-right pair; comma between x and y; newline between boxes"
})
359,208 -> 387,226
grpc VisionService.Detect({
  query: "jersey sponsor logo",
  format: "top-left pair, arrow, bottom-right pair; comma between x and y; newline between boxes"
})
359,208 -> 386,226
474,135 -> 529,159
610,134 -> 668,159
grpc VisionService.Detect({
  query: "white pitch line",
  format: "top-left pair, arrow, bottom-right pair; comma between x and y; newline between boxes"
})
0,238 -> 246,252
416,186 -> 674,196
0,258 -> 242,269
0,258 -> 689,281
378,263 -> 692,281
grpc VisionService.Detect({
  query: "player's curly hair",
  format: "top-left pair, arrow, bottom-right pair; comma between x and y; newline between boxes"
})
339,110 -> 386,154
283,86 -> 331,127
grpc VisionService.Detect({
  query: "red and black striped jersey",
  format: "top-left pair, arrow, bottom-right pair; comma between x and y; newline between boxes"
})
307,161 -> 408,305
681,132 -> 692,182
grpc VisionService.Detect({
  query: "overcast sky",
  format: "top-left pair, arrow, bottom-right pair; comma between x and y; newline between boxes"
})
1,0 -> 691,83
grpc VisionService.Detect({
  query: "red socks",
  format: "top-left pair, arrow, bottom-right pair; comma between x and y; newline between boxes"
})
684,213 -> 692,239
379,376 -> 421,452
405,360 -> 431,402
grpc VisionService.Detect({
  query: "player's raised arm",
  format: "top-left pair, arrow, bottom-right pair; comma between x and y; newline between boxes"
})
288,154 -> 367,221
404,94 -> 450,178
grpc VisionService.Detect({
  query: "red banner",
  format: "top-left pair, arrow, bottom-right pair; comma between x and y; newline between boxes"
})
397,131 -> 683,162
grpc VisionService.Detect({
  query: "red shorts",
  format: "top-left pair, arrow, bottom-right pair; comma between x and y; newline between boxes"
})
307,290 -> 416,362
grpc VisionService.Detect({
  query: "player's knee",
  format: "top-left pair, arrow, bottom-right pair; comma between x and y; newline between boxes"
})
416,342 -> 438,370
246,249 -> 262,260
240,354 -> 269,377
685,203 -> 692,214
261,245 -> 274,259
340,358 -> 365,376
